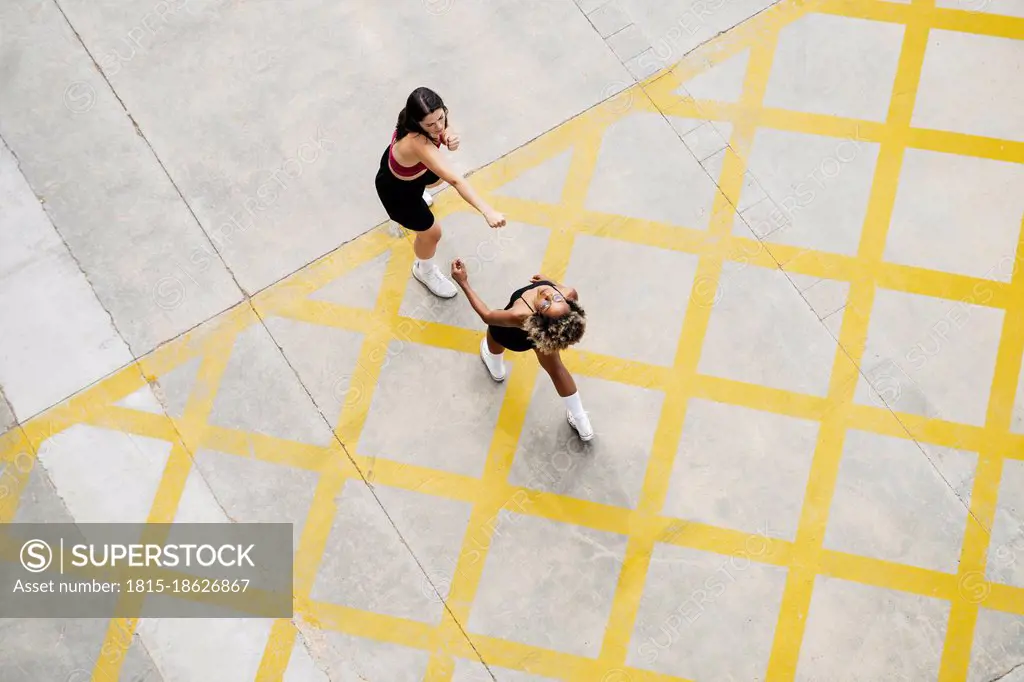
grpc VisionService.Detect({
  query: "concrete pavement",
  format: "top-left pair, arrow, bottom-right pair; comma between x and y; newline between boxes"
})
2,0 -> 1024,680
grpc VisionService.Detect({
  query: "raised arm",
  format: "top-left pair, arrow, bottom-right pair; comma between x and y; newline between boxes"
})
451,260 -> 528,327
530,274 -> 578,301
417,140 -> 506,228
459,282 -> 527,327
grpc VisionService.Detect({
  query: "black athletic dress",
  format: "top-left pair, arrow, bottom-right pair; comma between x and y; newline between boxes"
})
488,280 -> 559,353
374,130 -> 440,233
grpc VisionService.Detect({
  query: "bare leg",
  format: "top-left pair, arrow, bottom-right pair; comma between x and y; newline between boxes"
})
411,221 -> 456,298
485,329 -> 505,356
535,350 -> 577,397
536,350 -> 593,439
413,221 -> 442,261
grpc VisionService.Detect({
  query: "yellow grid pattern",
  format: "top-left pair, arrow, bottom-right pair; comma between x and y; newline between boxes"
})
2,0 -> 1023,678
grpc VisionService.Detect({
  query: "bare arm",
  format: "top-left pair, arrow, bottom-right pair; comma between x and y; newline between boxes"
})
457,280 -> 527,328
531,275 -> 578,301
417,140 -> 503,224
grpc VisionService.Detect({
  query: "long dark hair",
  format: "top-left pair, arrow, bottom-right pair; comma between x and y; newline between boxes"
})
395,87 -> 448,141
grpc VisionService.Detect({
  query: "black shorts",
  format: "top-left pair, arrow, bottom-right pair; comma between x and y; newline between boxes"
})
488,324 -> 535,353
486,280 -> 557,353
374,148 -> 438,232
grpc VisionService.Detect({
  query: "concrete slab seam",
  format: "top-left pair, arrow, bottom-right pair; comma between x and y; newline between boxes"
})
1,0 -> 1023,679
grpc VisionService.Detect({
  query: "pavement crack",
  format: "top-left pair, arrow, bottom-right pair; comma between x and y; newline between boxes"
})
0,134 -> 131,375
987,661 -> 1024,682
248,296 -> 495,679
48,0 -> 248,301
0,383 -> 17,429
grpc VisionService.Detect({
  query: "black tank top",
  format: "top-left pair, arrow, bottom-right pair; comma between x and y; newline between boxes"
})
503,280 -> 559,312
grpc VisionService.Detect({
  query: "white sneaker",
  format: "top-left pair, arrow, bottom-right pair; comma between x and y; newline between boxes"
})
567,410 -> 594,441
422,190 -> 434,207
479,337 -> 506,381
412,261 -> 457,298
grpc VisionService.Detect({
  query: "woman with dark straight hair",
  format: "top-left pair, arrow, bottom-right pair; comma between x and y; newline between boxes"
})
375,87 -> 506,298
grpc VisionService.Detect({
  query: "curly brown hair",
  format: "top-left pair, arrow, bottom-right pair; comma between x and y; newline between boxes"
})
523,299 -> 587,354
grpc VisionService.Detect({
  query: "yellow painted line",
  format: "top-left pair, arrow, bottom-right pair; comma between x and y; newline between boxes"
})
256,446 -> 351,674
467,109 -> 614,195
560,127 -> 607,208
939,259 -> 1024,680
763,389 -> 858,681
765,7 -> 932,675
0,428 -> 34,524
645,34 -> 755,107
81,405 -> 180,444
395,318 -> 482,356
940,454 -> 1006,681
585,270 -> 710,675
988,310 -> 1024,436
424,230 -> 580,680
562,349 -> 672,390
656,517 -> 796,568
591,26 -> 786,677
19,391 -> 129,453
845,403 -> 995,452
691,374 -> 838,423
720,232 -> 786,267
576,210 -> 710,252
196,425 -> 337,472
465,634 -> 596,679
985,582 -> 1024,616
659,0 -> 818,96
501,486 -> 637,536
876,263 -> 1018,309
3,306 -> 255,680
659,95 -> 889,149
663,87 -> 1023,171
307,599 -> 437,649
350,455 -> 484,503
93,320 -> 242,682
258,297 -> 383,336
857,151 -> 913,266
926,3 -> 1024,38
486,193 -> 570,227
140,300 -> 255,381
0,0 -> 1018,677
819,550 -> 957,599
469,189 -> 1018,334
464,93 -> 643,200
592,528 -> 664,679
469,631 -> 698,681
335,258 -> 417,445
816,0 -> 1024,40
908,128 -> 1024,165
0,422 -> 26,459
256,242 -> 415,680
288,469 -> 351,597
757,107 -> 888,144
252,224 -> 395,306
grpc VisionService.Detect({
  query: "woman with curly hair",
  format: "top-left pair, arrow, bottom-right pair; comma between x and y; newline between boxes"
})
375,87 -> 506,299
450,259 -> 594,441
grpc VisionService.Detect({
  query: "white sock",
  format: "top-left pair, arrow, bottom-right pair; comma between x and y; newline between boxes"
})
416,256 -> 434,272
564,392 -> 586,421
480,338 -> 505,378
